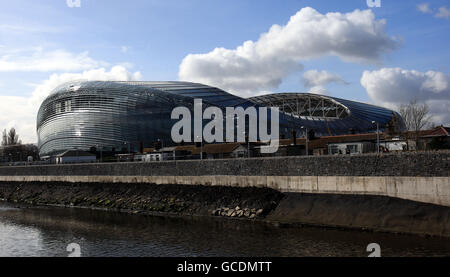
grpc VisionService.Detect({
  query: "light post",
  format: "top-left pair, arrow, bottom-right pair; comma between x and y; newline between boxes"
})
96,144 -> 102,163
301,126 -> 308,156
123,141 -> 130,154
74,147 -> 79,164
157,139 -> 165,150
241,130 -> 250,158
123,141 -> 131,162
196,135 -> 203,160
372,121 -> 380,154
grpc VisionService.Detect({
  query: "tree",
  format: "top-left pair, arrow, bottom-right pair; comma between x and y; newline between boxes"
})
398,100 -> 433,150
1,128 -> 21,146
1,129 -> 7,146
399,100 -> 432,132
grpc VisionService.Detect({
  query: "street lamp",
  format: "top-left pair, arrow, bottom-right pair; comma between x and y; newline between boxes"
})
124,142 -> 131,154
196,135 -> 203,160
247,136 -> 250,158
74,147 -> 79,164
372,121 -> 380,154
301,126 -> 308,156
122,141 -> 131,162
240,129 -> 251,158
96,144 -> 103,163
157,138 -> 165,150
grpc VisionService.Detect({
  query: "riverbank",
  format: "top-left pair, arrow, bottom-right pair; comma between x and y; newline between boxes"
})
1,181 -> 450,237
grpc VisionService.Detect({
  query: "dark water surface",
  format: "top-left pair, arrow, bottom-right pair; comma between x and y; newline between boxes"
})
0,202 -> 449,257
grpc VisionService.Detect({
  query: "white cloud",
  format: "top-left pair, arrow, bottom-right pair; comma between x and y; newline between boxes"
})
179,7 -> 397,97
0,66 -> 142,143
361,68 -> 450,125
417,3 -> 432,14
417,4 -> 450,19
302,70 -> 348,89
435,6 -> 450,19
121,46 -> 129,53
308,86 -> 330,96
0,48 -> 105,72
66,0 -> 81,8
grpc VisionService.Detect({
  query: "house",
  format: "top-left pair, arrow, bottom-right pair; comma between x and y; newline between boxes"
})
55,150 -> 97,164
272,133 -> 381,156
137,146 -> 193,161
381,139 -> 408,152
139,147 -> 176,162
190,143 -> 249,159
418,126 -> 450,150
400,126 -> 450,151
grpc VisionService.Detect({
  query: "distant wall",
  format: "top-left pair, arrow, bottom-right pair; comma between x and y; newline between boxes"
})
0,151 -> 448,177
0,152 -> 448,207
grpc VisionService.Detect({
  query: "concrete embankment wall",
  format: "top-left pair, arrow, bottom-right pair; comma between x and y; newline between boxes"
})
1,181 -> 450,237
0,152 -> 449,236
0,151 -> 449,207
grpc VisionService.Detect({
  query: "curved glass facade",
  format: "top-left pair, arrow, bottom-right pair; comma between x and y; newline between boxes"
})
250,93 -> 406,137
37,81 -> 405,156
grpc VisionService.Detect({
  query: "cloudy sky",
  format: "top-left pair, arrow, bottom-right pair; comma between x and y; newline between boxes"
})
0,0 -> 449,143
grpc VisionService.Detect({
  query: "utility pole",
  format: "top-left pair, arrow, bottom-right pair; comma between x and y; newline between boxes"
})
96,144 -> 102,163
372,121 -> 380,154
243,130 -> 250,158
196,135 -> 203,160
301,126 -> 309,156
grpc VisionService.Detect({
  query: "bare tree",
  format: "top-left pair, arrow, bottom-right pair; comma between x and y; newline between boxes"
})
399,100 -> 432,132
2,128 -> 21,146
399,100 -> 433,150
1,129 -> 7,146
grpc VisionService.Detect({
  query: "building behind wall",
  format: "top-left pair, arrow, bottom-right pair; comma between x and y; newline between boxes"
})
36,81 -> 405,160
55,150 -> 97,164
328,141 -> 376,155
417,126 -> 450,150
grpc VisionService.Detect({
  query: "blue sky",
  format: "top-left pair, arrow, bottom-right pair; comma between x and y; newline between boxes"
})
0,0 -> 449,142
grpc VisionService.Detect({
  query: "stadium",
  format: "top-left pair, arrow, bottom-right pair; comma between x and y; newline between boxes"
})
37,81 -> 406,157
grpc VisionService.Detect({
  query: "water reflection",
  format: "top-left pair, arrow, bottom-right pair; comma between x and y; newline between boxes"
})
0,202 -> 449,257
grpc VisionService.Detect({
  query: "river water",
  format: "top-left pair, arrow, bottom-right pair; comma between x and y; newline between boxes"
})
0,202 -> 449,257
